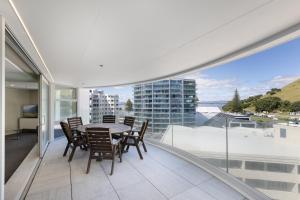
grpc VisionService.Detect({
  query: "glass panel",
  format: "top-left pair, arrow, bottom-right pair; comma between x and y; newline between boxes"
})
55,88 -> 76,99
54,87 -> 77,138
40,77 -> 49,156
83,37 -> 300,200
55,100 -> 77,121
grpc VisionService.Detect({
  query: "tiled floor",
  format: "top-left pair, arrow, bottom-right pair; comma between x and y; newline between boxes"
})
26,138 -> 246,200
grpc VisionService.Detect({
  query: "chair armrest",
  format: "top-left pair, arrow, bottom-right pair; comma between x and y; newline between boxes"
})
112,138 -> 122,145
72,135 -> 84,141
132,127 -> 141,132
124,135 -> 140,139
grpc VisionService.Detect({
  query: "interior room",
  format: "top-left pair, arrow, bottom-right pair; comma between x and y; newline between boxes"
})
4,41 -> 39,182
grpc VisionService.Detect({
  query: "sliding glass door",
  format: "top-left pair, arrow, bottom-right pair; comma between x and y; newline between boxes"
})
39,75 -> 49,157
54,86 -> 77,139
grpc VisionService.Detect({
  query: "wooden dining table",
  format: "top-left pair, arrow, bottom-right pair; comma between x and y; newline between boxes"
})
77,123 -> 132,136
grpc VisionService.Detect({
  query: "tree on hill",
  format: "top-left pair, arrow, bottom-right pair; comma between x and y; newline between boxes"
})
266,88 -> 281,95
254,96 -> 282,112
222,89 -> 243,113
125,99 -> 133,112
290,101 -> 300,112
241,94 -> 262,109
279,100 -> 291,112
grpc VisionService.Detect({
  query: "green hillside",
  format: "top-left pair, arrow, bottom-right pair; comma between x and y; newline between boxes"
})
224,78 -> 300,114
272,78 -> 300,102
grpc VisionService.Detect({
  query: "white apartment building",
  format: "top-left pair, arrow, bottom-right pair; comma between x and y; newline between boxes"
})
89,90 -> 120,123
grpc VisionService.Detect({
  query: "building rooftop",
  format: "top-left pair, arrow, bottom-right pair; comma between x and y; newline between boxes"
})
197,107 -> 221,113
161,125 -> 299,159
26,138 -> 246,200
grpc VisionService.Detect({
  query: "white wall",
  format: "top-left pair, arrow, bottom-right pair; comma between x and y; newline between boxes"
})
0,15 -> 5,200
5,88 -> 38,134
77,88 -> 90,124
274,124 -> 300,145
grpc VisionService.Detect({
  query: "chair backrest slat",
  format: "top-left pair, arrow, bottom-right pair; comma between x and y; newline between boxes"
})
67,117 -> 83,130
60,122 -> 73,143
86,127 -> 113,153
124,116 -> 135,128
102,115 -> 116,123
139,120 -> 149,139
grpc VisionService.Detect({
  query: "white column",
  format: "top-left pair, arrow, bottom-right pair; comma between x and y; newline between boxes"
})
77,88 -> 90,124
49,83 -> 55,142
0,15 -> 5,200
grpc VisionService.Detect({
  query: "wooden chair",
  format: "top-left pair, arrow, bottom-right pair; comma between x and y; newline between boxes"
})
60,122 -> 86,162
67,117 -> 83,131
102,115 -> 116,123
123,116 -> 135,129
123,120 -> 148,159
113,116 -> 135,140
67,117 -> 87,149
86,127 -> 122,175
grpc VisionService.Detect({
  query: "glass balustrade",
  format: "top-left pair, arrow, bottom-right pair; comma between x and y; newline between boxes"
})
144,114 -> 300,200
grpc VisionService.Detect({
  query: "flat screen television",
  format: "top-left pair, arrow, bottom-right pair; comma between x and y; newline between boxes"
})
22,104 -> 38,118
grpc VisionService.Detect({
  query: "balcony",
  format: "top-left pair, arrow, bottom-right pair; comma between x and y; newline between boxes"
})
26,138 -> 248,200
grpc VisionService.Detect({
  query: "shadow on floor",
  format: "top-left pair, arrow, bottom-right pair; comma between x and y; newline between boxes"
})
5,132 -> 38,183
54,128 -> 64,139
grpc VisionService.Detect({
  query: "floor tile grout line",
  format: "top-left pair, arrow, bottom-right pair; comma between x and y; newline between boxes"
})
125,159 -> 170,200
139,147 -> 225,199
197,178 -> 243,200
195,178 -> 220,200
68,161 -> 73,200
67,147 -> 74,200
28,141 -> 240,200
147,146 -> 244,200
145,148 -> 204,186
99,162 -> 121,200
126,154 -> 213,200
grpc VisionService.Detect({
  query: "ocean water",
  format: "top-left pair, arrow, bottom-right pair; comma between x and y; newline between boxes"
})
198,101 -> 227,109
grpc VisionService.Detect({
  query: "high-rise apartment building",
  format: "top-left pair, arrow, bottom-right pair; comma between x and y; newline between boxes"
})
134,79 -> 196,133
89,90 -> 120,123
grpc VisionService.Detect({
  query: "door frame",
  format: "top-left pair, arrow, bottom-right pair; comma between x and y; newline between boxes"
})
39,75 -> 50,157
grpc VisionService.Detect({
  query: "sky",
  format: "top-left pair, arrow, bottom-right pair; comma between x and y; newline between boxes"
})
98,37 -> 300,102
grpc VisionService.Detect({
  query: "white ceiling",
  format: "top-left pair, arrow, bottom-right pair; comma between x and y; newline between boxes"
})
2,0 -> 300,87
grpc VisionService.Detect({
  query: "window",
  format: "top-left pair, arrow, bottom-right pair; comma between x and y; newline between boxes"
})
245,161 -> 265,171
203,158 -> 242,169
245,161 -> 294,173
55,88 -> 77,122
245,179 -> 295,192
280,128 -> 286,138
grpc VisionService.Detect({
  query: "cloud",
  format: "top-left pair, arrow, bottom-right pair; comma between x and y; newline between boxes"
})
179,72 -> 238,101
113,86 -> 125,90
179,72 -> 300,101
268,75 -> 300,87
239,75 -> 300,99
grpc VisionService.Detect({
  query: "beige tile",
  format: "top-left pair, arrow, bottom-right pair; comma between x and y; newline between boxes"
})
26,185 -> 71,200
26,139 -> 245,200
176,163 -> 212,185
117,179 -> 167,200
145,168 -> 194,198
102,160 -> 145,190
170,187 -> 216,200
198,178 -> 244,200
72,180 -> 117,200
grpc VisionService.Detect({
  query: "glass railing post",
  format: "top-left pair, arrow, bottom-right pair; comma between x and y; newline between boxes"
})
225,117 -> 229,173
171,124 -> 174,147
